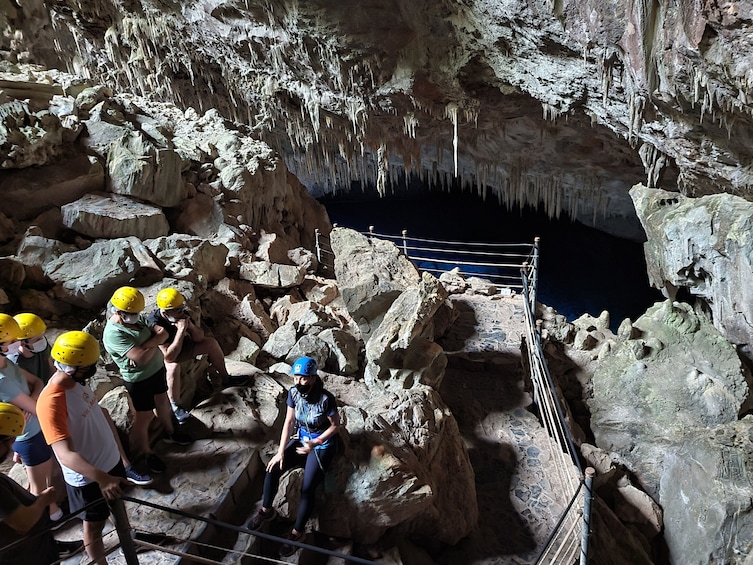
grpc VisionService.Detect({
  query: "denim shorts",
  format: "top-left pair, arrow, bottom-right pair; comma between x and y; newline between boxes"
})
13,430 -> 53,467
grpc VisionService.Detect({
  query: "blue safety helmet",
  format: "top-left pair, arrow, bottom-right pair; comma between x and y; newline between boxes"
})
291,356 -> 318,377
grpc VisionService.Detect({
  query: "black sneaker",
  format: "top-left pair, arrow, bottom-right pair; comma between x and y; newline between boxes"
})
56,539 -> 84,559
278,531 -> 303,557
247,507 -> 275,530
163,429 -> 192,446
126,465 -> 154,486
145,453 -> 166,474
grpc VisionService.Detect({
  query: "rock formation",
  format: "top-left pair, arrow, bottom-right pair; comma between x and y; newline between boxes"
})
4,2 -> 753,240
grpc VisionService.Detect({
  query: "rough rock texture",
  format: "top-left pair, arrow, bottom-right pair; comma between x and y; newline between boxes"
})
5,2 -> 753,240
631,185 -> 753,365
587,299 -> 753,564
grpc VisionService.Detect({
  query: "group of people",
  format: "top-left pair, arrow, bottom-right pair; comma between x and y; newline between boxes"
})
0,285 -> 343,561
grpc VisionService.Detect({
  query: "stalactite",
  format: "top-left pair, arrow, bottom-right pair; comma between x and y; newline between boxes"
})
446,102 -> 459,178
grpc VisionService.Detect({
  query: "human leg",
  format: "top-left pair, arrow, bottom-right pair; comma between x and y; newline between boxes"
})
193,336 -> 229,379
293,448 -> 331,533
130,410 -> 153,456
14,433 -> 61,517
83,519 -> 108,565
249,441 -> 306,530
165,360 -> 181,406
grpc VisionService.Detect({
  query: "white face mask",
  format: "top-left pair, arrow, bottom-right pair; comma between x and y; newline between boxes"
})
28,337 -> 48,354
3,341 -> 21,356
120,312 -> 140,325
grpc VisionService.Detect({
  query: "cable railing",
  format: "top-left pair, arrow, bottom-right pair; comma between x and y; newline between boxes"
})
316,226 -> 539,292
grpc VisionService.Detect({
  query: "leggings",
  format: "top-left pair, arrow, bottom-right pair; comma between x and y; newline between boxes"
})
262,439 -> 335,532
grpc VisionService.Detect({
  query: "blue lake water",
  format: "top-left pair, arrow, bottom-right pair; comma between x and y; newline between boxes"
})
319,188 -> 663,330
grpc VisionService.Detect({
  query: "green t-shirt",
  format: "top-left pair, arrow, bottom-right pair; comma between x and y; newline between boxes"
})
102,317 -> 164,383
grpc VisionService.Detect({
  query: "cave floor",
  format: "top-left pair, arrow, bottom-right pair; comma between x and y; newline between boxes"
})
437,293 -> 580,565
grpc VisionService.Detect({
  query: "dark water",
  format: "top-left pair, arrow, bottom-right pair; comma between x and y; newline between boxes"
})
319,188 -> 663,329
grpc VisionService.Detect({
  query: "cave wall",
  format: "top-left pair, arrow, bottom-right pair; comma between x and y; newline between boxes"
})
3,0 -> 752,239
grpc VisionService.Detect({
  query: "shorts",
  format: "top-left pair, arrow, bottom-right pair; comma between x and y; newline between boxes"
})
66,461 -> 126,522
123,367 -> 168,411
13,431 -> 53,467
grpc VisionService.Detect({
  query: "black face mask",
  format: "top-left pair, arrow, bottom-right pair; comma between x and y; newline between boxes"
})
72,365 -> 97,384
295,383 -> 313,394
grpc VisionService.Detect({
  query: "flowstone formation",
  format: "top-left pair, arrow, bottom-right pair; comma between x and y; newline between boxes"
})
4,1 -> 753,239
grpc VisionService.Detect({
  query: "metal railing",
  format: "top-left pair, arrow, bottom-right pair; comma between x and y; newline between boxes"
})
316,226 -> 539,291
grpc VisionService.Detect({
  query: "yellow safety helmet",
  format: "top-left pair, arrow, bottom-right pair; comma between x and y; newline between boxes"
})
0,402 -> 25,437
0,313 -> 21,344
156,288 -> 185,310
13,313 -> 47,340
110,286 -> 145,313
51,331 -> 100,367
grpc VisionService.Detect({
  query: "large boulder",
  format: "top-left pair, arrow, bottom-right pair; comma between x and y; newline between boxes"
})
365,272 -> 449,390
44,237 -> 163,307
330,227 -> 421,341
238,258 -> 305,288
62,193 -> 169,240
146,234 -> 228,285
631,185 -> 753,365
107,130 -> 184,207
588,299 -> 752,564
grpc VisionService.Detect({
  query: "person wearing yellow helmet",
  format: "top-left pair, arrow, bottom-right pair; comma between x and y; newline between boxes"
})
37,331 -> 147,565
102,287 -> 191,474
0,402 -> 72,565
9,313 -> 54,385
0,314 -> 63,522
147,287 -> 248,423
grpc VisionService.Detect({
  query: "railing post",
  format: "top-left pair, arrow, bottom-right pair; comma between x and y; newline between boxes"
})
580,467 -> 596,565
109,498 -> 139,565
401,229 -> 408,258
531,236 -> 540,308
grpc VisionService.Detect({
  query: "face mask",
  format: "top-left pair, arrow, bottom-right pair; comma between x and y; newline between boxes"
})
164,314 -> 179,323
28,337 -> 48,354
2,341 -> 21,356
72,364 -> 97,384
295,382 -> 313,394
120,312 -> 140,325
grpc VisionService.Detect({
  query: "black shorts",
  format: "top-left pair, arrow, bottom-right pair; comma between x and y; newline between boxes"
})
66,461 -> 126,522
123,367 -> 168,411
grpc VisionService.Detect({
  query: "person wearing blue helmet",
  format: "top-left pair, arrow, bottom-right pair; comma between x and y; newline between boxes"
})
247,356 -> 340,557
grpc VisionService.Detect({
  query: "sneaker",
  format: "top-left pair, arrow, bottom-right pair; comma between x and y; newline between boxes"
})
163,429 -> 192,446
278,531 -> 303,557
126,465 -> 154,486
49,508 -> 64,522
171,403 -> 191,424
247,507 -> 275,530
222,374 -> 250,387
56,539 -> 84,559
145,453 -> 166,474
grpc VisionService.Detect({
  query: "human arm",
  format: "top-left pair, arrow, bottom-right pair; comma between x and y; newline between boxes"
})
266,405 -> 296,472
2,369 -> 43,415
1,485 -> 57,534
50,439 -> 128,500
297,412 -> 341,455
125,325 -> 168,366
161,318 -> 189,363
21,368 -> 44,402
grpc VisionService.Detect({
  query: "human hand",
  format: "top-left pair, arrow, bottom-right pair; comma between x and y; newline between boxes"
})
12,451 -> 22,464
295,440 -> 314,456
266,452 -> 284,472
38,486 -> 57,507
98,474 -> 129,500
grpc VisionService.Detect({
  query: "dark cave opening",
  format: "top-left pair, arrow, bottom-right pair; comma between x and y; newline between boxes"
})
318,181 -> 663,330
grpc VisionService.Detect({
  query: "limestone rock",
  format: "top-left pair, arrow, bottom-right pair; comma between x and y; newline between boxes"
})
237,296 -> 275,341
588,299 -> 751,563
227,336 -> 261,365
147,234 -> 228,285
15,229 -> 77,285
107,130 -> 183,207
260,323 -> 299,360
330,227 -> 421,341
0,211 -> 14,243
62,193 -> 169,240
319,328 -> 360,376
44,237 -> 162,307
254,230 -> 290,264
0,99 -> 63,168
238,259 -> 305,288
365,272 -> 449,390
173,192 -> 224,238
631,185 -> 753,366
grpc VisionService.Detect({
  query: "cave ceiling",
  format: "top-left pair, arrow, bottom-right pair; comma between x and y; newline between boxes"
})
2,0 -> 753,238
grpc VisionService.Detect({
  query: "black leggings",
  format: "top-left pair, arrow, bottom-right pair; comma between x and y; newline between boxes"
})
262,439 -> 336,532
